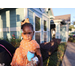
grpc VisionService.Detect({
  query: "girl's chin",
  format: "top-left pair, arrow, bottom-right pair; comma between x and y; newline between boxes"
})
24,39 -> 31,42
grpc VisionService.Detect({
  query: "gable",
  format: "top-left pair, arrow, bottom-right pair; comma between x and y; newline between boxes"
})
42,8 -> 54,16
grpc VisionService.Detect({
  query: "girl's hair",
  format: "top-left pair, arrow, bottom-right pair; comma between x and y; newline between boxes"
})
21,19 -> 33,31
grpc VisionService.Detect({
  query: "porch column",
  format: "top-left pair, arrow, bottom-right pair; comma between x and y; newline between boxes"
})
55,22 -> 60,39
66,23 -> 69,42
0,15 -> 3,38
33,12 -> 35,40
46,19 -> 49,42
6,11 -> 10,28
6,10 -> 11,39
24,8 -> 28,19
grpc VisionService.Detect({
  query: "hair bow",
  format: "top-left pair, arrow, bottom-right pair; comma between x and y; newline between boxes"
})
21,18 -> 30,26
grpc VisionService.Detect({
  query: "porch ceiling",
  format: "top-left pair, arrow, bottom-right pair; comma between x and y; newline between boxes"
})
0,8 -> 4,10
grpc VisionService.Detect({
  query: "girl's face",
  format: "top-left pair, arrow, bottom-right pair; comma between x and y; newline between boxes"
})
22,26 -> 34,42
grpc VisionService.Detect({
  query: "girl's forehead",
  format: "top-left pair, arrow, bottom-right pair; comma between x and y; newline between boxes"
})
23,26 -> 33,31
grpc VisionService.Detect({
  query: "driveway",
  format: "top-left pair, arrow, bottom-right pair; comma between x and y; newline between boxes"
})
62,42 -> 75,66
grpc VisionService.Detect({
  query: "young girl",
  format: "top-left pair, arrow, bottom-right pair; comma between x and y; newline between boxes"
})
10,18 -> 43,66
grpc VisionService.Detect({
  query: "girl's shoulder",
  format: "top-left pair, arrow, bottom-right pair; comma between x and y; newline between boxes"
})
20,39 -> 26,44
31,40 -> 40,48
31,40 -> 38,44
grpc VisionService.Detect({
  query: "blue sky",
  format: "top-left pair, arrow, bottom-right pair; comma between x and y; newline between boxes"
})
52,8 -> 75,24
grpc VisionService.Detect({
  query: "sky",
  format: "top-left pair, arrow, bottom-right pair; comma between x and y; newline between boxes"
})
52,8 -> 75,24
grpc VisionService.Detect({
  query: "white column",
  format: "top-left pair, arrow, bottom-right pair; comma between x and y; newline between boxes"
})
6,10 -> 11,39
24,8 -> 28,19
66,24 -> 69,42
47,19 -> 50,42
55,23 -> 57,38
0,15 -> 3,38
55,22 -> 60,39
47,19 -> 49,42
6,10 -> 10,28
33,12 -> 35,40
59,22 -> 60,39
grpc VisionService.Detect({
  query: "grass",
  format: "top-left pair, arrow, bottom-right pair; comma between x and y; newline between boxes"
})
43,42 -> 67,66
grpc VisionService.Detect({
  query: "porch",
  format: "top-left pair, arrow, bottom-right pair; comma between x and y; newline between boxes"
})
50,19 -> 69,42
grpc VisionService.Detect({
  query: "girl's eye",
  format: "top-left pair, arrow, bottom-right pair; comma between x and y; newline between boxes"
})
23,33 -> 26,35
28,33 -> 31,34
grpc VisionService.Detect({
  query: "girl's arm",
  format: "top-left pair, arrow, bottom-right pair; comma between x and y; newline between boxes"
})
35,48 -> 43,66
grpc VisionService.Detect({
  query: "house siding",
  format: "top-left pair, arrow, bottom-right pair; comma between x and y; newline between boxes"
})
0,8 -> 24,39
28,8 -> 50,43
10,8 -> 24,27
28,9 -> 33,25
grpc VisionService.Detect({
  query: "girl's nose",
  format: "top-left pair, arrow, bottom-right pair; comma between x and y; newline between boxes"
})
26,34 -> 29,37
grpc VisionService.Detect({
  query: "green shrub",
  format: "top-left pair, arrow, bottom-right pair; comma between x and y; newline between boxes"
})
3,38 -> 21,48
9,38 -> 21,48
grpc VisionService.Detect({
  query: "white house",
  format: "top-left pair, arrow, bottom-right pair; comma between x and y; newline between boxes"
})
54,14 -> 71,42
0,8 -> 55,44
0,8 -> 70,43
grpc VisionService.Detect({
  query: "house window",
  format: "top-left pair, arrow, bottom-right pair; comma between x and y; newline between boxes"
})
60,28 -> 62,31
1,12 -> 6,28
44,32 -> 47,42
3,32 -> 7,39
44,20 -> 47,42
10,9 -> 16,27
16,15 -> 20,22
35,16 -> 40,44
44,20 -> 47,31
35,16 -> 40,31
57,36 -> 59,39
35,32 -> 40,44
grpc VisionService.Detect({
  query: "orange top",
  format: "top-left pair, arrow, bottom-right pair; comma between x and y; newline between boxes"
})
10,40 -> 40,66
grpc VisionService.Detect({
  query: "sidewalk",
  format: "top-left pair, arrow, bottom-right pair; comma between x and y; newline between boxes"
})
62,42 -> 75,66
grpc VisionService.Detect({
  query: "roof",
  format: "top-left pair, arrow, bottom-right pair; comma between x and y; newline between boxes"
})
54,14 -> 71,21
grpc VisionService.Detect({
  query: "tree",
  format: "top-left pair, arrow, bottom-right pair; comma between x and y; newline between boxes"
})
69,21 -> 75,31
69,25 -> 75,31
